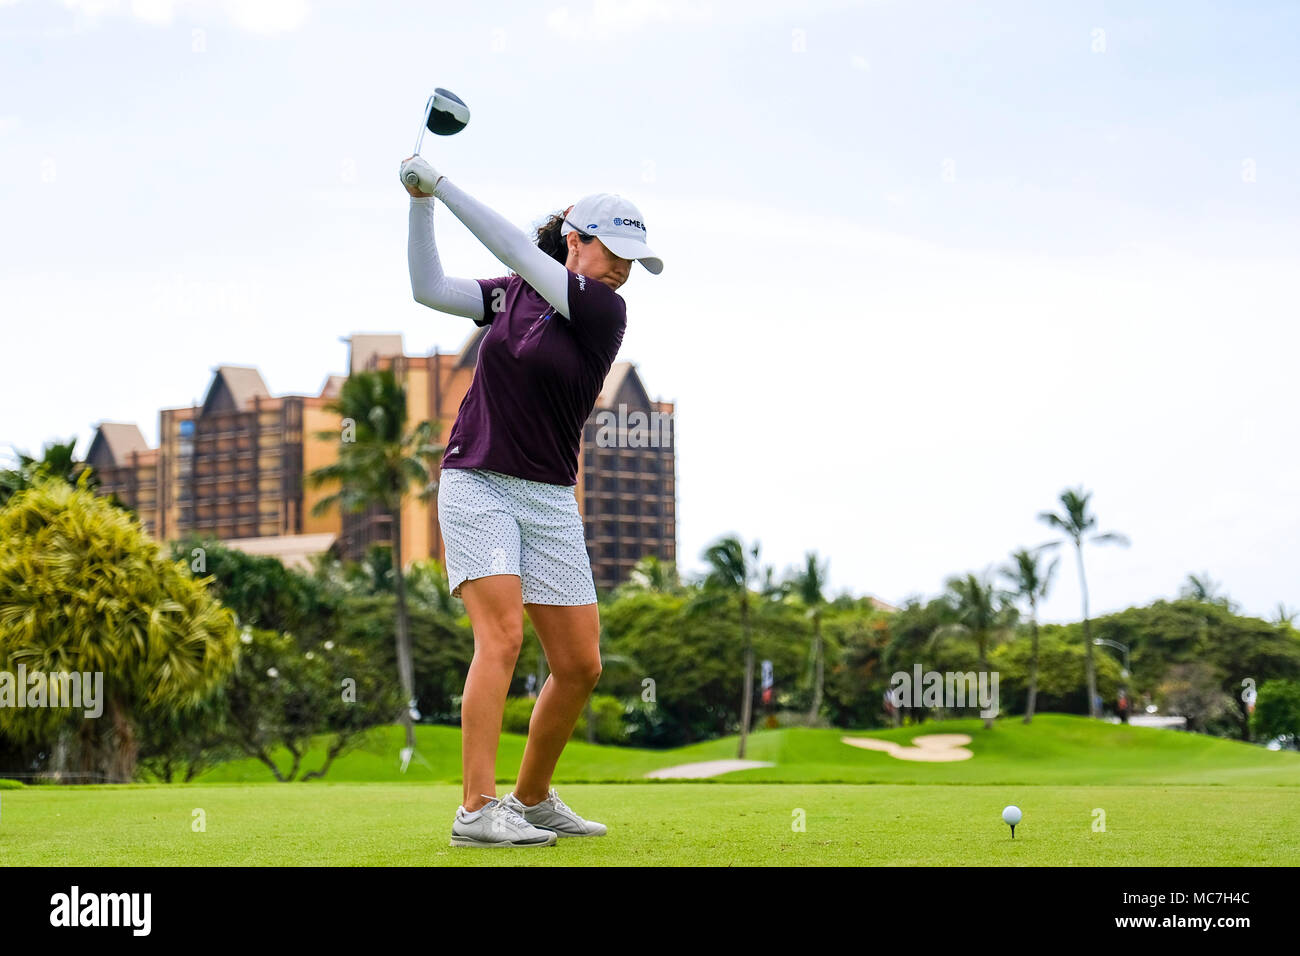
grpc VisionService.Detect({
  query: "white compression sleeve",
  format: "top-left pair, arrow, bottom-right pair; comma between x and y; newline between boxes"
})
432,177 -> 571,318
408,196 -> 487,320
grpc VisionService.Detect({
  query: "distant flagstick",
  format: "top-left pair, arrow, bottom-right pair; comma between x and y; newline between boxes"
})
399,743 -> 435,775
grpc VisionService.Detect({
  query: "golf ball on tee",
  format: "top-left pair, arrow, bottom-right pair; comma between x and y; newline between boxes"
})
1002,805 -> 1022,826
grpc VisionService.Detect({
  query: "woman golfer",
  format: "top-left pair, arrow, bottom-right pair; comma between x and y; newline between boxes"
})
399,154 -> 663,848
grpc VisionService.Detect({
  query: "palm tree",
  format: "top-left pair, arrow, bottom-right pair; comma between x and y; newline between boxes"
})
932,569 -> 1018,729
1179,572 -> 1238,612
0,476 -> 238,781
404,558 -> 460,616
686,534 -> 761,758
615,554 -> 682,597
758,563 -> 783,601
1,438 -> 95,505
785,552 -> 829,725
1000,548 -> 1059,723
305,369 -> 442,756
1037,487 -> 1130,718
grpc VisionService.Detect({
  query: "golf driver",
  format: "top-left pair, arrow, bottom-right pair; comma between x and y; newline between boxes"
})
405,88 -> 469,188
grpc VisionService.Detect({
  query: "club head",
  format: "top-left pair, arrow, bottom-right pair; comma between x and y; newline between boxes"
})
426,88 -> 470,135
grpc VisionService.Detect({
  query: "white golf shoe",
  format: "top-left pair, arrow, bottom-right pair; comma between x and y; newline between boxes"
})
502,788 -> 607,838
449,795 -> 558,848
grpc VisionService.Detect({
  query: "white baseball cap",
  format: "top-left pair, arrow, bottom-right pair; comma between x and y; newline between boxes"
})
561,193 -> 663,275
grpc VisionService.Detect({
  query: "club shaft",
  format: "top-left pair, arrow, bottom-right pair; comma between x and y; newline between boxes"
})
413,94 -> 434,156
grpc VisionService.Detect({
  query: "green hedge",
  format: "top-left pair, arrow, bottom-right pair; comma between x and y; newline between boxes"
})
1252,679 -> 1300,741
502,694 -> 629,744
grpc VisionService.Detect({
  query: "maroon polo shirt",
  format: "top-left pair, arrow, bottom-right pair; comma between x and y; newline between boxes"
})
440,268 -> 627,486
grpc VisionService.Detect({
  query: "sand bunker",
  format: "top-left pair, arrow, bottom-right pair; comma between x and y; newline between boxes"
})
644,759 -> 776,779
841,733 -> 974,762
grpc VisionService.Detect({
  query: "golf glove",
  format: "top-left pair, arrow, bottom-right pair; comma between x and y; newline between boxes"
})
400,156 -> 442,195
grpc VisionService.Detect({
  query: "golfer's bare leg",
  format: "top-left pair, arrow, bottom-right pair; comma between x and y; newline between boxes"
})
458,574 -> 524,812
513,602 -> 602,806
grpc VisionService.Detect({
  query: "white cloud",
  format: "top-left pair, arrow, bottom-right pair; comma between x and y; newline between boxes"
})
547,0 -> 714,39
56,0 -> 310,33
542,0 -> 891,39
61,0 -> 123,16
222,0 -> 308,34
130,0 -> 174,25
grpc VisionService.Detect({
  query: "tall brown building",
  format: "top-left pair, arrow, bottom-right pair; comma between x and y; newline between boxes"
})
85,423 -> 159,536
153,366 -> 342,545
89,367 -> 343,567
84,330 -> 675,592
580,364 -> 676,591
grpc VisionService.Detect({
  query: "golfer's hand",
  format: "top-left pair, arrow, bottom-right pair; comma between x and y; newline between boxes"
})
400,155 -> 440,197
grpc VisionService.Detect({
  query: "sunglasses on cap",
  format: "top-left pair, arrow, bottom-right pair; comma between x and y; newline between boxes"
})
563,218 -> 598,242
563,218 -> 633,267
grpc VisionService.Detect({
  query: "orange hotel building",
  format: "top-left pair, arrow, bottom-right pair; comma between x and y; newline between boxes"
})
86,329 -> 677,594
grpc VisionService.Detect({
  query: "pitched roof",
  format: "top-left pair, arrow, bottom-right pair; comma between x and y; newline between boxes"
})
203,365 -> 272,414
230,366 -> 272,405
597,361 -> 653,409
86,422 -> 151,467
455,326 -> 488,369
319,374 -> 346,400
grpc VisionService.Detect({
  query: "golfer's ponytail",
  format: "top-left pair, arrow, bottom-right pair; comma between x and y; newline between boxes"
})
535,211 -> 568,265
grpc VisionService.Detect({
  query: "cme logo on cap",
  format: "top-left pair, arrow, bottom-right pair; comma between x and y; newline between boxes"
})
613,217 -> 645,232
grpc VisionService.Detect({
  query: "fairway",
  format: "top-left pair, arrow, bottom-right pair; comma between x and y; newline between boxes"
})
188,713 -> 1300,788
2,782 -> 1299,866
4,715 -> 1300,866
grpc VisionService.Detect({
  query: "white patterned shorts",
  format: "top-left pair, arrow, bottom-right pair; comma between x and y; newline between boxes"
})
437,467 -> 598,606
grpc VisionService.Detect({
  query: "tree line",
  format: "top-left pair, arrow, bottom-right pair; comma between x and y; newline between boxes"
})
4,371 -> 1300,783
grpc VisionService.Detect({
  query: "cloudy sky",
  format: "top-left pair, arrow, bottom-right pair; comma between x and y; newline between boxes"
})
2,0 -> 1297,623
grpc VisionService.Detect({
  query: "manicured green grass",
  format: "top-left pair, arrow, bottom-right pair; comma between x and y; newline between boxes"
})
3,782 -> 1298,865
6,715 -> 1297,865
187,714 -> 1300,787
